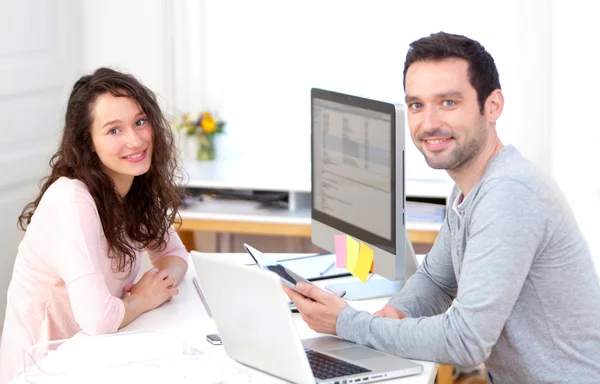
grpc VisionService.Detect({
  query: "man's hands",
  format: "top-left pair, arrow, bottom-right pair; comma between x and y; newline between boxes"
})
373,304 -> 407,319
123,268 -> 179,312
283,282 -> 348,335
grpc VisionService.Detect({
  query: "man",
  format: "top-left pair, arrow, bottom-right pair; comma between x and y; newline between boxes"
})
285,32 -> 600,383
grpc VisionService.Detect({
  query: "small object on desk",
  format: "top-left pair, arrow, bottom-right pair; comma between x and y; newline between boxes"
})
276,253 -> 351,281
319,260 -> 336,276
206,333 -> 222,345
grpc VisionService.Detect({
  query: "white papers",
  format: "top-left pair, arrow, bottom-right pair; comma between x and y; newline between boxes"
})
24,331 -> 251,384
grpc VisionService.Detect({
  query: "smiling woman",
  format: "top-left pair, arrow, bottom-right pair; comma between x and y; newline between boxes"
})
0,68 -> 190,384
91,94 -> 154,197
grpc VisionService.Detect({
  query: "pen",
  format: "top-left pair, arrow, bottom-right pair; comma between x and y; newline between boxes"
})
319,260 -> 336,276
337,290 -> 347,299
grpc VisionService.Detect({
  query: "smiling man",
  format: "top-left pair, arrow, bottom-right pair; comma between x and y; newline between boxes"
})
285,32 -> 600,383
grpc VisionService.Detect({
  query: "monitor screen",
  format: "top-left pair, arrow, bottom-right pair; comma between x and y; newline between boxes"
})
310,88 -> 410,289
312,97 -> 394,251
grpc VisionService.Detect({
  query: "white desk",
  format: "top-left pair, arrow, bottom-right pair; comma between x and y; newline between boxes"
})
183,158 -> 454,199
121,253 -> 438,384
13,253 -> 437,384
178,198 -> 442,244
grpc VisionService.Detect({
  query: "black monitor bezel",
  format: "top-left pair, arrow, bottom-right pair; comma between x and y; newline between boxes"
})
310,88 -> 396,254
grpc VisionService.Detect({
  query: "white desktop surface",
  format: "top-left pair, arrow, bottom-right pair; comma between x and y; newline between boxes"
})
12,253 -> 436,384
179,197 -> 443,233
184,158 -> 453,199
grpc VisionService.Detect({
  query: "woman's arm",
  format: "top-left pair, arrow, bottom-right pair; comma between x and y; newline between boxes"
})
152,255 -> 188,287
147,227 -> 189,287
120,268 -> 178,328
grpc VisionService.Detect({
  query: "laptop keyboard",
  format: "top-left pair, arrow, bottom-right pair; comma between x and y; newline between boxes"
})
305,349 -> 371,380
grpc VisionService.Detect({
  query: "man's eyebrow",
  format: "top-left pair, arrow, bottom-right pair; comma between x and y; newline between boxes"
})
405,91 -> 464,103
433,91 -> 463,99
101,112 -> 145,130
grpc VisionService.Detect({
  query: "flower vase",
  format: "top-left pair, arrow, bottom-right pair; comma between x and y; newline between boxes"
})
184,134 -> 199,161
197,133 -> 216,161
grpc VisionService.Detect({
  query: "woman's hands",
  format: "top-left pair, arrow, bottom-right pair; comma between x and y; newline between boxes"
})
125,268 -> 179,310
119,268 -> 179,328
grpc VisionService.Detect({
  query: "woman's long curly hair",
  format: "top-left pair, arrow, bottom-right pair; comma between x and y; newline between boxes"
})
18,67 -> 184,276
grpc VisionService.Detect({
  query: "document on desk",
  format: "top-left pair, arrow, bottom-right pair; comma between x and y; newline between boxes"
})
23,331 -> 250,383
274,253 -> 351,281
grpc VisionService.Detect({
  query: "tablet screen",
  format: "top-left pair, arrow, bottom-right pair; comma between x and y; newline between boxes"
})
244,243 -> 311,288
264,264 -> 308,287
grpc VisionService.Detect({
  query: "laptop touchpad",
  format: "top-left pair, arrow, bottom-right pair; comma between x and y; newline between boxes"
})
329,346 -> 385,361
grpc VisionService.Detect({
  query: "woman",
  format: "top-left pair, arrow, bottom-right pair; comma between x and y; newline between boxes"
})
0,68 -> 189,383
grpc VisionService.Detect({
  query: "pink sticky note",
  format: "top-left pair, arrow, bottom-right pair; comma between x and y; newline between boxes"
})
334,235 -> 347,268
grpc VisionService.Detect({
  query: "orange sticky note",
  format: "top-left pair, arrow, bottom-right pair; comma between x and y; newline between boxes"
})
352,242 -> 374,283
334,235 -> 346,268
345,236 -> 360,271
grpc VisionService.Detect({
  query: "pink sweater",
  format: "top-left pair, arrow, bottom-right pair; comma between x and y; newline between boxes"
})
0,177 -> 189,383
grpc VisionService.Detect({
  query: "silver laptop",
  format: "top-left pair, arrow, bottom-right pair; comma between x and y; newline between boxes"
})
191,251 -> 423,384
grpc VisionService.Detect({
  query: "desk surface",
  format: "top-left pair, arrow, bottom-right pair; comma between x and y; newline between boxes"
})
13,253 -> 437,384
184,158 -> 454,199
121,253 -> 437,384
179,197 -> 442,231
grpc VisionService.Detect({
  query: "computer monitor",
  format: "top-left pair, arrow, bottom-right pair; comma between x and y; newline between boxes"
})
310,88 -> 417,300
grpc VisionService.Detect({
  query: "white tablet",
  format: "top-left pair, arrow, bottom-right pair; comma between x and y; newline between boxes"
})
243,243 -> 312,293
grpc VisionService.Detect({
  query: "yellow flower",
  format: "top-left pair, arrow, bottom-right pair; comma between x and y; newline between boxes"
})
201,114 -> 216,134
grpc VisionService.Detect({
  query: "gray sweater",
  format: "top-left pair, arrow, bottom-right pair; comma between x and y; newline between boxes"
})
336,145 -> 600,383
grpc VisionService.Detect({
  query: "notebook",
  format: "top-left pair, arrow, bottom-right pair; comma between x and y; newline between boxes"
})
191,251 -> 423,384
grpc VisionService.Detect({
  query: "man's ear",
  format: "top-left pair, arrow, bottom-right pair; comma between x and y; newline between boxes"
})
485,89 -> 504,123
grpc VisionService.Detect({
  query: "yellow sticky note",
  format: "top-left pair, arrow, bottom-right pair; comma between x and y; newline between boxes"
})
345,236 -> 359,271
353,242 -> 374,283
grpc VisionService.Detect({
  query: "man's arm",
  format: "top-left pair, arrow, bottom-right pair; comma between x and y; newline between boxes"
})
380,188 -> 460,318
386,216 -> 457,318
337,181 -> 546,367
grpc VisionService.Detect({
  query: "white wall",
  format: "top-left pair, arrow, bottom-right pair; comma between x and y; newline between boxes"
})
551,1 -> 600,274
81,0 -> 172,113
0,0 -> 82,329
197,0 -> 552,186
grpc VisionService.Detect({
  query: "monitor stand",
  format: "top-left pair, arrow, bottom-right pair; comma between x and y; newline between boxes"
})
324,228 -> 418,301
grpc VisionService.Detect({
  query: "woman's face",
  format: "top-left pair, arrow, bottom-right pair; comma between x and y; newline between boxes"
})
90,93 -> 153,196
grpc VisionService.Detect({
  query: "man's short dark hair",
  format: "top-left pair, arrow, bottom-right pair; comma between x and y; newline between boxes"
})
403,32 -> 501,113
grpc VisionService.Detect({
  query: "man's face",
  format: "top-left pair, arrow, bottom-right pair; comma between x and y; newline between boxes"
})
405,58 -> 488,171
